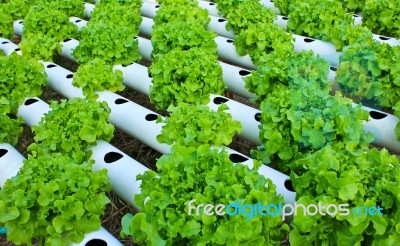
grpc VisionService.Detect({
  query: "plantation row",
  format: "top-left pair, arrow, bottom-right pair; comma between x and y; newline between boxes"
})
0,0 -> 400,245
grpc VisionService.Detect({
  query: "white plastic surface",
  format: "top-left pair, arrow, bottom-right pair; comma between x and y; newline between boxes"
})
96,91 -> 172,154
0,38 -> 20,55
90,140 -> 149,209
214,36 -> 256,69
17,97 -> 51,127
60,38 -> 79,62
0,144 -> 24,188
42,61 -> 85,98
207,94 -> 261,145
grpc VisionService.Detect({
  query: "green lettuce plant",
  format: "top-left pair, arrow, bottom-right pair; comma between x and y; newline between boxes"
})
223,1 -> 277,34
253,55 -> 372,171
156,103 -> 241,147
28,98 -> 115,163
339,0 -> 365,12
73,20 -> 141,65
3,0 -> 36,20
153,3 -> 210,27
0,9 -> 13,39
73,58 -> 125,101
363,0 -> 400,38
273,0 -> 292,15
121,145 -> 289,245
244,52 -> 312,103
287,0 -> 353,50
89,0 -> 142,26
235,22 -> 294,66
0,53 -> 47,114
0,114 -> 23,146
149,48 -> 225,110
36,0 -> 85,17
0,153 -> 111,246
337,37 -> 400,109
20,7 -> 78,60
151,20 -> 217,56
289,146 -> 400,245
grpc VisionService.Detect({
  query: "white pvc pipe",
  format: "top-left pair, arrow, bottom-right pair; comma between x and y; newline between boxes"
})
17,97 -> 51,127
259,0 -> 281,14
42,61 -> 85,98
373,34 -> 400,46
96,91 -> 172,154
137,36 -> 153,61
208,16 -> 234,39
69,17 -> 88,30
0,38 -> 20,55
139,16 -> 153,37
140,1 -> 158,18
328,66 -> 340,92
360,105 -> 400,154
218,62 -> 256,98
207,94 -> 261,145
220,146 -> 295,205
352,14 -> 363,26
61,38 -> 79,62
113,63 -> 152,95
293,34 -> 339,65
0,143 -> 24,188
83,2 -> 95,18
90,140 -> 149,209
214,36 -> 256,69
68,227 -> 123,246
13,20 -> 23,36
198,0 -> 220,17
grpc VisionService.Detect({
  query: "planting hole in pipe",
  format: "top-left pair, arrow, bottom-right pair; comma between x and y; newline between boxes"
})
379,36 -> 391,41
1,41 -> 9,44
19,21 -> 23,24
282,16 -> 290,20
15,48 -> 20,51
24,98 -> 38,106
370,110 -> 387,120
63,38 -> 72,42
213,97 -> 229,105
352,14 -> 360,17
255,113 -> 261,122
148,71 -> 152,78
134,36 -> 138,40
304,38 -> 315,43
239,70 -> 251,76
104,152 -> 123,163
145,113 -> 158,121
85,239 -> 107,246
0,149 -> 8,158
229,153 -> 249,163
330,66 -> 337,71
284,179 -> 295,192
66,74 -> 73,79
115,98 -> 128,105
226,39 -> 234,43
75,19 -> 82,23
155,4 -> 159,8
218,19 -> 227,22
47,64 -> 57,68
209,2 -> 215,5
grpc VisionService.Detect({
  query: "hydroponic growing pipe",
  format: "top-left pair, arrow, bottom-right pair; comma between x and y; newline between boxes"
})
0,143 -> 123,246
55,35 -> 262,144
53,35 -> 400,154
0,39 -> 296,205
16,97 -> 150,209
40,61 -> 296,206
